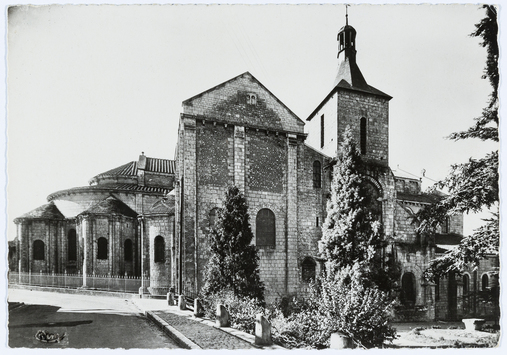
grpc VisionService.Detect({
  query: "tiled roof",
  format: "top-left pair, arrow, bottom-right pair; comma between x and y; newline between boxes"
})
80,196 -> 138,218
91,158 -> 175,181
47,183 -> 172,201
146,158 -> 175,174
15,201 -> 65,221
98,161 -> 137,177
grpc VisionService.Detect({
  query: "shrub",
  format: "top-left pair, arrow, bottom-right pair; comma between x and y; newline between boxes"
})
316,265 -> 397,348
201,290 -> 265,334
269,265 -> 397,349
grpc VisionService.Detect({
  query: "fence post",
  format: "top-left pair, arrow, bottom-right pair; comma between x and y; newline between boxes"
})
255,314 -> 272,346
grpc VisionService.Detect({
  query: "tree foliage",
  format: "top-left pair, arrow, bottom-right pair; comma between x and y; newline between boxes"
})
202,186 -> 264,302
319,127 -> 399,291
319,127 -> 382,271
415,5 -> 499,278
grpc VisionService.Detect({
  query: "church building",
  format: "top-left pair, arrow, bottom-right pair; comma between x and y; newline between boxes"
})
11,18 -> 496,321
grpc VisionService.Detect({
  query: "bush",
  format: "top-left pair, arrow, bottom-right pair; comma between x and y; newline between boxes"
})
201,290 -> 265,334
270,265 -> 397,349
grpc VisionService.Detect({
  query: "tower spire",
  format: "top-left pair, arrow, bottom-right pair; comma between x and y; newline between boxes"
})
334,6 -> 369,90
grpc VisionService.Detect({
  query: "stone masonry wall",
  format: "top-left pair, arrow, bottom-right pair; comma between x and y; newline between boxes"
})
337,90 -> 390,165
183,72 -> 304,134
296,144 -> 328,294
147,215 -> 173,295
195,122 -> 233,291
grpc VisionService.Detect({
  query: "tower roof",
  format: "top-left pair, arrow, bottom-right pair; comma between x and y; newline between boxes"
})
79,196 -> 138,218
14,201 -> 65,222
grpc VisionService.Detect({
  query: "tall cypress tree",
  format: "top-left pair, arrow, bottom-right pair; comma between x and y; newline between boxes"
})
319,127 -> 384,277
202,186 -> 264,301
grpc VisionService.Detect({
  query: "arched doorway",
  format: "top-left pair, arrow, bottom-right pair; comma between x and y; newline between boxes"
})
401,272 -> 416,307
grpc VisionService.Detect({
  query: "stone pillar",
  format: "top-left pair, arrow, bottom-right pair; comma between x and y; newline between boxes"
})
138,216 -> 147,296
286,134 -> 299,294
183,117 -> 197,296
81,216 -> 89,287
255,314 -> 272,345
167,292 -> 175,306
234,125 -> 246,192
216,304 -> 229,327
194,298 -> 204,317
17,220 -> 29,273
330,332 -> 353,349
178,294 -> 186,310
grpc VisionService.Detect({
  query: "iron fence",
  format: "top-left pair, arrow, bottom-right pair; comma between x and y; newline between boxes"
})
8,271 -> 149,294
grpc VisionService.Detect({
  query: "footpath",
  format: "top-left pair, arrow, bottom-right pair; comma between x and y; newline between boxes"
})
8,285 -> 282,350
130,297 -> 283,350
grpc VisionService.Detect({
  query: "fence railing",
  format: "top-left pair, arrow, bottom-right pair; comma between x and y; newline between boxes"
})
8,271 -> 149,294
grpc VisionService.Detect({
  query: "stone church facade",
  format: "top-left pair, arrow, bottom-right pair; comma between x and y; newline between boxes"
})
11,20 -> 497,321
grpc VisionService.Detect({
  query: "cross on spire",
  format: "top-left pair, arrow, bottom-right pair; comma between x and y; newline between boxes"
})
345,4 -> 349,25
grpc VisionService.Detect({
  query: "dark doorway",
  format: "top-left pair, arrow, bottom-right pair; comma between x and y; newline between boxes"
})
448,272 -> 458,320
401,272 -> 416,307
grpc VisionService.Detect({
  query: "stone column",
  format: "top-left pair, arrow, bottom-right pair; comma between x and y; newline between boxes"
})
183,117 -> 197,296
17,220 -> 29,273
81,216 -> 89,287
138,215 -> 146,295
234,125 -> 246,192
286,134 -> 299,294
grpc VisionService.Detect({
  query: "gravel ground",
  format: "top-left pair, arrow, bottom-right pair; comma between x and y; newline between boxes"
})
152,311 -> 254,349
393,327 -> 500,348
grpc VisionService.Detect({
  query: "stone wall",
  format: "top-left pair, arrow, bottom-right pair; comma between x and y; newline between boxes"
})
337,90 -> 389,165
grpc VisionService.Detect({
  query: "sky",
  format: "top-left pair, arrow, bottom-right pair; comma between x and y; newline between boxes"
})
3,2 -> 502,243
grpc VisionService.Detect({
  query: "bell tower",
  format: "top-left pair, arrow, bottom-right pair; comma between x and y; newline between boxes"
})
306,10 -> 392,166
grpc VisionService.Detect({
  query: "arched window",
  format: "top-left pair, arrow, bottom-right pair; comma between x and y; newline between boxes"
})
256,209 -> 275,247
124,239 -> 133,261
400,272 -> 416,306
313,161 -> 322,188
482,274 -> 489,291
209,207 -> 220,228
463,274 -> 470,294
97,237 -> 108,260
360,117 -> 367,154
154,236 -> 165,263
33,240 -> 45,261
67,229 -> 77,261
302,257 -> 316,282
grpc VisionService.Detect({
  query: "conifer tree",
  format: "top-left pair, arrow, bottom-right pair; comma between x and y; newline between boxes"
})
202,186 -> 264,301
319,127 -> 384,277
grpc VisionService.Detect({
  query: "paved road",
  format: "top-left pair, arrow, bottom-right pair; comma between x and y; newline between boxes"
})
7,289 -> 180,349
